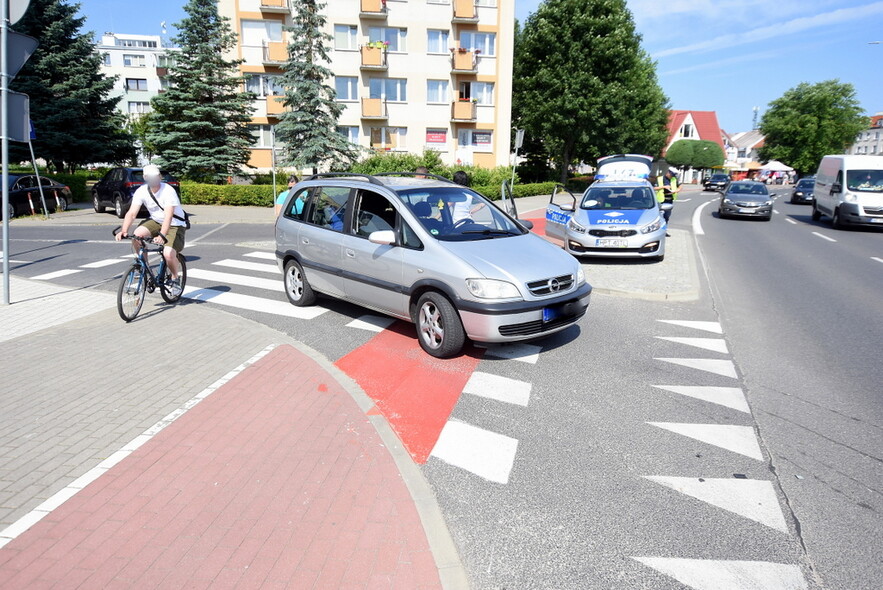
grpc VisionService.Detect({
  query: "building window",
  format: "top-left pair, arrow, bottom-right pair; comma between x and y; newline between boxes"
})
156,54 -> 176,68
370,127 -> 407,150
335,76 -> 359,101
127,101 -> 151,114
475,0 -> 497,5
160,78 -> 172,91
249,124 -> 275,148
337,126 -> 360,145
426,128 -> 448,148
241,20 -> 283,47
427,29 -> 449,54
427,80 -> 449,104
117,38 -> 158,48
369,27 -> 407,52
458,129 -> 493,152
679,123 -> 695,138
334,24 -> 358,50
369,78 -> 407,102
460,31 -> 495,56
427,0 -> 450,4
102,53 -> 111,66
246,74 -> 283,97
123,54 -> 146,67
125,78 -> 148,91
459,81 -> 493,105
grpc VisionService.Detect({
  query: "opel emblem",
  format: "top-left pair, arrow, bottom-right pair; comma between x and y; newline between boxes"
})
548,278 -> 561,292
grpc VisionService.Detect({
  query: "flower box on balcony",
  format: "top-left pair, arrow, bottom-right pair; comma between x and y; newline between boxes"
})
452,50 -> 476,72
360,45 -> 388,69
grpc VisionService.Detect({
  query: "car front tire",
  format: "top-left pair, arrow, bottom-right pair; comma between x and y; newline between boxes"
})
831,208 -> 846,230
415,291 -> 466,359
114,195 -> 125,219
811,203 -> 822,221
93,192 -> 104,213
284,259 -> 316,306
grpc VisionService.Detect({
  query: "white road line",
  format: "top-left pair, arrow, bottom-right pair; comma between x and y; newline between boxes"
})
430,420 -> 519,484
652,385 -> 750,413
692,200 -> 713,236
189,222 -> 229,245
187,268 -> 283,292
655,337 -> 729,354
478,342 -> 542,364
658,320 -> 722,334
871,257 -> 883,264
79,258 -> 128,269
655,357 -> 738,379
346,314 -> 395,332
243,251 -> 276,261
773,210 -> 780,214
213,259 -> 281,274
786,218 -> 797,225
633,557 -> 807,589
811,231 -> 836,243
182,286 -> 327,319
643,477 -> 788,532
0,345 -> 277,549
647,422 -> 763,460
30,269 -> 82,281
678,198 -> 691,202
463,372 -> 532,407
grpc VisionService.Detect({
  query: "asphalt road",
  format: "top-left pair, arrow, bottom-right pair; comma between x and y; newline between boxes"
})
3,192 -> 881,589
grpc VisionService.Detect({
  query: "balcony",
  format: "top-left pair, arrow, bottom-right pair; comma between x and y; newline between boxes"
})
262,41 -> 287,65
451,100 -> 477,122
360,0 -> 388,19
155,66 -> 168,77
360,46 -> 388,71
452,0 -> 478,23
259,0 -> 290,13
361,98 -> 388,120
451,50 -> 478,74
266,96 -> 286,117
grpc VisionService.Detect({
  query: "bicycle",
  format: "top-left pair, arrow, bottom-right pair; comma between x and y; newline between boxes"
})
113,227 -> 188,322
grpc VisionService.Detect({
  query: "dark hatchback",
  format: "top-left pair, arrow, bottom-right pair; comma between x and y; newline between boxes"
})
92,167 -> 179,218
790,178 -> 815,204
2,175 -> 73,220
703,173 -> 730,192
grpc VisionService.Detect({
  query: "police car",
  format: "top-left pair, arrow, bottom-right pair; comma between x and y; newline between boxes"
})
544,154 -> 671,261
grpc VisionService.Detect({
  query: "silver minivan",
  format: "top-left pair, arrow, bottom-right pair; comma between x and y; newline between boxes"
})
275,173 -> 592,358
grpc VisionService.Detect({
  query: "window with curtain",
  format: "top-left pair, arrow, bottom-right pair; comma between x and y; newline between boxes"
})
426,80 -> 449,104
368,27 -> 407,52
426,29 -> 449,54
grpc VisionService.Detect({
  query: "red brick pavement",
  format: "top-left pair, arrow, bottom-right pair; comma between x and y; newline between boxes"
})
0,345 -> 443,589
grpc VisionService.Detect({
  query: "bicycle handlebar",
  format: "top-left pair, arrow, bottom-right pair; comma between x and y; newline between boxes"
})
112,226 -> 167,246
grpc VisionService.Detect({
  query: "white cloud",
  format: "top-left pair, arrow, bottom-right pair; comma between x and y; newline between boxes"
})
655,1 -> 883,58
660,50 -> 776,76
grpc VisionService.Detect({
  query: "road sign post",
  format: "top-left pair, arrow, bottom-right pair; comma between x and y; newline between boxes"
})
510,128 -> 524,190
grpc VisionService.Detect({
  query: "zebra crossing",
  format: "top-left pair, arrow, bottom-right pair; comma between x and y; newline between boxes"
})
635,319 -> 808,590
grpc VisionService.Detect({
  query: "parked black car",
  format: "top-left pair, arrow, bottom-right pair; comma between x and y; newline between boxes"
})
703,173 -> 730,192
790,177 -> 815,204
2,175 -> 72,220
92,167 -> 180,218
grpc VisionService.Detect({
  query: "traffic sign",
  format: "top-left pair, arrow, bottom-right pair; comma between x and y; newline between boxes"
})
10,0 -> 31,25
7,32 -> 38,79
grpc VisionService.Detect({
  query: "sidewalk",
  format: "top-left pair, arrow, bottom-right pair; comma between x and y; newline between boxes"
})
0,278 -> 466,588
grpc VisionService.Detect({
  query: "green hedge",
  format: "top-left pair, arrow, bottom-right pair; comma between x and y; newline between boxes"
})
179,182 -> 275,207
472,181 -> 558,201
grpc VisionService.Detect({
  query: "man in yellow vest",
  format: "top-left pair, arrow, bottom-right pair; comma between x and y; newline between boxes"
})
656,167 -> 680,223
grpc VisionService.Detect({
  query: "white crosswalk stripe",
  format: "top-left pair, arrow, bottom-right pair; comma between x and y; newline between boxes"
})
648,422 -> 764,460
213,259 -> 281,274
430,420 -> 519,484
463,371 -> 531,407
657,320 -> 723,334
182,286 -> 326,319
655,336 -> 729,354
31,269 -> 82,281
346,314 -> 395,332
655,357 -> 738,378
633,558 -> 807,590
243,251 -> 276,261
80,258 -> 129,269
652,385 -> 750,413
187,268 -> 283,292
478,342 -> 542,364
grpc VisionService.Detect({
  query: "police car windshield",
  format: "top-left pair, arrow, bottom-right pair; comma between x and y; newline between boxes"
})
581,186 -> 656,210
396,187 -> 525,241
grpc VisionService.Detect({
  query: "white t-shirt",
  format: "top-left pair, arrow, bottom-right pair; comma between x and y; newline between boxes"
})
132,183 -> 186,227
451,195 -> 474,224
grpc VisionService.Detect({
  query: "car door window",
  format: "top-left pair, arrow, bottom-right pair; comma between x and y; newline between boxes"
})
13,177 -> 30,190
353,190 -> 397,238
306,186 -> 349,232
401,219 -> 423,249
284,187 -> 311,221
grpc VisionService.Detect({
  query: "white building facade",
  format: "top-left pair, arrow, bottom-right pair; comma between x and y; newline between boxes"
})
850,112 -> 883,156
96,33 -> 176,117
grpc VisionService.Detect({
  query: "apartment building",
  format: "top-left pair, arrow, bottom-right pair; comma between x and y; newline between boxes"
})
218,0 -> 515,170
850,112 -> 883,156
96,33 -> 176,117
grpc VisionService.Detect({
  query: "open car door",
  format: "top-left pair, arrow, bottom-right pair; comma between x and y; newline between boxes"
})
545,184 -> 577,240
500,180 -> 534,230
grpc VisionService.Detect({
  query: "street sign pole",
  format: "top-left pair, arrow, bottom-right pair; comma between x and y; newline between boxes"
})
2,0 -> 11,305
510,128 -> 524,190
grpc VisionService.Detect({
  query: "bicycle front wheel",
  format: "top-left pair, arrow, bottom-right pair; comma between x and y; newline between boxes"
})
160,253 -> 188,304
118,264 -> 147,322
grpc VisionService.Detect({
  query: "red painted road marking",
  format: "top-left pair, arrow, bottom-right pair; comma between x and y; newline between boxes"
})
526,216 -> 547,236
336,324 -> 483,464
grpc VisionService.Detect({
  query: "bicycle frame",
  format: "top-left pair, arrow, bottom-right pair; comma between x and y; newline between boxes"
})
126,238 -> 168,294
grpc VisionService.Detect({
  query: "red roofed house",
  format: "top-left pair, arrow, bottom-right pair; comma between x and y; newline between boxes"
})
663,110 -> 726,183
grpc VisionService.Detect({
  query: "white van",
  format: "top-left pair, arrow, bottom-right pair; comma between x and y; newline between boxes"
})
812,155 -> 883,228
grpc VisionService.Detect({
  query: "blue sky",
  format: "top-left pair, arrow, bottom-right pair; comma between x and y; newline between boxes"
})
79,0 -> 882,134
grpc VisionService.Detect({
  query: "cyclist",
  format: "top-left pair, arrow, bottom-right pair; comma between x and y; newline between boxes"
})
115,164 -> 186,296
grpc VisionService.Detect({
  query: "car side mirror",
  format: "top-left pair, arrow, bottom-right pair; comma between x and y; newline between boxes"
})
831,183 -> 842,194
368,230 -> 396,246
518,219 -> 534,230
659,202 -> 674,212
559,204 -> 575,212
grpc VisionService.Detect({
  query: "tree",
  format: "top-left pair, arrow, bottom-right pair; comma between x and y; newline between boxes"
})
11,0 -> 134,172
664,140 -> 694,169
692,140 -> 725,169
275,0 -> 357,174
759,80 -> 866,176
125,113 -> 157,163
148,0 -> 255,183
513,0 -> 670,183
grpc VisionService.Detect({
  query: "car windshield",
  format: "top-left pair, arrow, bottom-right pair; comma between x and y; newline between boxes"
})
580,186 -> 656,210
728,183 -> 768,195
846,170 -> 883,193
131,171 -> 176,183
710,175 -> 728,181
796,180 -> 814,189
396,187 -> 526,241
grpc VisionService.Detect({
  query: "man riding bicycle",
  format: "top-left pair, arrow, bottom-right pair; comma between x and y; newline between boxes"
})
115,164 -> 186,296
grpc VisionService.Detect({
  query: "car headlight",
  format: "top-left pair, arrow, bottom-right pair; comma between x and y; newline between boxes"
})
640,217 -> 663,234
844,192 -> 857,204
723,198 -> 733,205
567,218 -> 586,234
466,278 -> 521,300
576,266 -> 585,285
794,192 -> 803,197
764,200 -> 773,206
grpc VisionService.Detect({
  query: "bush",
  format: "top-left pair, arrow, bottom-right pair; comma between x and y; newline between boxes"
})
348,150 -> 517,188
473,181 -> 558,201
178,182 -> 274,207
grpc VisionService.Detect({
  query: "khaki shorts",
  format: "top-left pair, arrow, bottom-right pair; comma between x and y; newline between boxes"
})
139,219 -> 186,252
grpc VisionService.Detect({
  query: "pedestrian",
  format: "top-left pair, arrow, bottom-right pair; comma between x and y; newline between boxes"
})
453,170 -> 470,187
275,174 -> 299,217
655,167 -> 680,224
415,166 -> 429,179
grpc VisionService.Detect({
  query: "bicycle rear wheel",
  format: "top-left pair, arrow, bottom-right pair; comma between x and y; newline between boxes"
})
118,264 -> 147,322
160,252 -> 188,304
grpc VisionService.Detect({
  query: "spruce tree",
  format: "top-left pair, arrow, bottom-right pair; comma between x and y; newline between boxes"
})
148,0 -> 255,183
11,0 -> 134,172
275,0 -> 357,174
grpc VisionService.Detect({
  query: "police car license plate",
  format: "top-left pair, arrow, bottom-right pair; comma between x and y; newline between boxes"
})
870,218 -> 883,223
596,239 -> 628,248
542,306 -> 562,322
